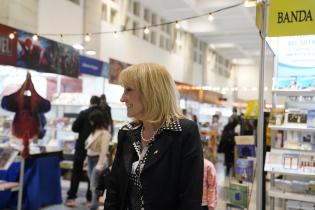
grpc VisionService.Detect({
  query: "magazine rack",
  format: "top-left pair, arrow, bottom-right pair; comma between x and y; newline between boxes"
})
265,88 -> 315,209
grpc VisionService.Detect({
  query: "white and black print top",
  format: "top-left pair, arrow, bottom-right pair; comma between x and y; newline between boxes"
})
126,120 -> 182,210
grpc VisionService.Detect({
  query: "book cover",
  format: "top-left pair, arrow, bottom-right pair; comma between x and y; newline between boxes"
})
275,76 -> 297,90
307,110 -> 315,128
0,146 -> 18,170
236,144 -> 256,158
269,108 -> 285,125
297,76 -> 315,90
235,135 -> 255,145
228,182 -> 249,208
282,153 -> 300,170
286,110 -> 307,124
235,159 -> 254,182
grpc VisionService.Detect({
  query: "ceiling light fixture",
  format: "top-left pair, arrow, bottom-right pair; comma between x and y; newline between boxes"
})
113,31 -> 118,38
32,34 -> 38,41
85,50 -> 96,55
84,33 -> 91,42
8,32 -> 15,39
144,27 -> 150,34
72,43 -> 84,50
208,13 -> 214,22
175,21 -> 181,29
243,0 -> 256,7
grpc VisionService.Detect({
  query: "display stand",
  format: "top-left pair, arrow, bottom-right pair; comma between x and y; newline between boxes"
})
265,88 -> 315,209
226,136 -> 257,210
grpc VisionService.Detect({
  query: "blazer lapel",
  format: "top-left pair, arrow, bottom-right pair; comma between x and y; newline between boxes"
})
123,130 -> 137,174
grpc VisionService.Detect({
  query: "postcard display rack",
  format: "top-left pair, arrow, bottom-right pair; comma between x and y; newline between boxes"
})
227,135 -> 256,210
265,88 -> 315,209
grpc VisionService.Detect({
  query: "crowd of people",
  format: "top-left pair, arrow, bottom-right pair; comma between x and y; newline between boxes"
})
64,63 -> 252,210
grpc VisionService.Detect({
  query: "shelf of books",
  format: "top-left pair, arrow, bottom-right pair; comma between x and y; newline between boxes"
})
266,87 -> 315,209
269,189 -> 315,203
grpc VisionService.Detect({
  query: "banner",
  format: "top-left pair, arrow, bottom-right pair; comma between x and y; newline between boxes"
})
0,24 -> 17,66
108,58 -> 131,84
79,56 -> 104,76
16,30 -> 79,77
268,0 -> 315,37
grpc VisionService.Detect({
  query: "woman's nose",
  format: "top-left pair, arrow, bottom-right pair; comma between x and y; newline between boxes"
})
120,94 -> 125,102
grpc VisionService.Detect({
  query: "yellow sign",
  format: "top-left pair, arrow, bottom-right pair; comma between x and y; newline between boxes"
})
268,0 -> 315,37
245,100 -> 258,119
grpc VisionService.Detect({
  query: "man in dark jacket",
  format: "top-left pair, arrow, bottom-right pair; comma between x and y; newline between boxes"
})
65,96 -> 101,207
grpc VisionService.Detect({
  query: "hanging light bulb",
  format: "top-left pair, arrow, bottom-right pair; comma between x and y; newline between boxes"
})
175,21 -> 181,30
84,33 -> 91,42
32,34 -> 38,41
144,27 -> 150,34
9,32 -> 15,39
208,13 -> 214,22
243,0 -> 256,7
113,31 -> 118,38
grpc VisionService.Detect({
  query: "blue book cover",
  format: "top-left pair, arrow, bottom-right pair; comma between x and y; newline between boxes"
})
235,159 -> 254,182
237,144 -> 256,158
307,110 -> 315,128
297,76 -> 315,90
275,76 -> 297,90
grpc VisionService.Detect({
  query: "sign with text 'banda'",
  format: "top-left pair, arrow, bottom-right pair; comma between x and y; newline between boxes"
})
268,0 -> 315,37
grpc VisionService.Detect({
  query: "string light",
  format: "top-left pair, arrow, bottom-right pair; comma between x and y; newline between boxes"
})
84,33 -> 91,42
208,13 -> 214,22
113,31 -> 118,38
143,26 -> 150,34
175,21 -> 181,29
25,2 -> 243,40
32,34 -> 38,41
9,32 -> 15,39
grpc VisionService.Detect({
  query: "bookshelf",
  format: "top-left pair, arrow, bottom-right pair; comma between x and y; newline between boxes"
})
266,87 -> 315,210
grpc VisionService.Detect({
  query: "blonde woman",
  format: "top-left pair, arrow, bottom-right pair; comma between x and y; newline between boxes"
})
104,63 -> 203,210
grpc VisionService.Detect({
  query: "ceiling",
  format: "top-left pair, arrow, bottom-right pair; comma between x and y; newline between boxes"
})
137,0 -> 261,65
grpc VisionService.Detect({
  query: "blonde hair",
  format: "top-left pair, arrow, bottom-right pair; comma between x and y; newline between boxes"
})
119,63 -> 183,126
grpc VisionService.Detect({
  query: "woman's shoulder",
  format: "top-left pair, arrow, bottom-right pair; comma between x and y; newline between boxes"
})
119,121 -> 141,131
178,118 -> 198,130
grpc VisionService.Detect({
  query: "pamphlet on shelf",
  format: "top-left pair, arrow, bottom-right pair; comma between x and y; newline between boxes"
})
269,108 -> 285,125
283,153 -> 299,170
307,110 -> 315,128
228,182 -> 249,208
235,159 -> 254,182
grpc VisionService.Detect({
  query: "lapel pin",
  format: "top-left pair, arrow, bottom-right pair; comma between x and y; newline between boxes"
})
154,150 -> 159,155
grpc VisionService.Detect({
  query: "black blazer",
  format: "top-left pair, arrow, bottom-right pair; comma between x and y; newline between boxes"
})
104,118 -> 203,210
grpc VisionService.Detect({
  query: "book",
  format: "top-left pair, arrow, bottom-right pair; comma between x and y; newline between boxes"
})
275,76 -> 297,90
307,110 -> 315,128
269,108 -> 285,125
228,182 -> 249,208
0,146 -> 18,170
282,153 -> 299,170
297,76 -> 315,90
235,159 -> 254,182
236,145 -> 256,158
235,135 -> 255,145
286,110 -> 307,124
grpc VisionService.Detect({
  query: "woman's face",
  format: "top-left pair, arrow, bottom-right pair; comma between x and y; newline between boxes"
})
120,86 -> 145,119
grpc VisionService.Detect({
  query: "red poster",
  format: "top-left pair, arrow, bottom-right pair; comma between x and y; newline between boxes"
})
0,24 -> 17,66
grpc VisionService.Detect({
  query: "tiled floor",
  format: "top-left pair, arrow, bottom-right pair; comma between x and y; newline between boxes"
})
41,154 -> 283,210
